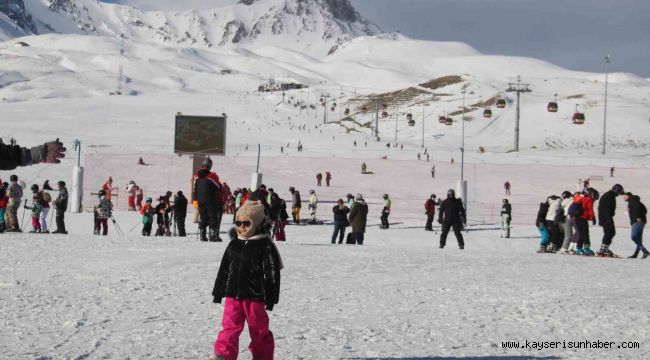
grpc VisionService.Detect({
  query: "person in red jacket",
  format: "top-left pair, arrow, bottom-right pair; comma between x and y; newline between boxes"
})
576,188 -> 599,255
424,194 -> 439,231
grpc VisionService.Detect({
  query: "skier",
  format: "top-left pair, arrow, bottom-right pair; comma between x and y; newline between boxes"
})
52,181 -> 68,234
504,181 -> 511,195
154,196 -> 171,236
211,201 -> 282,360
426,153 -> 430,162
331,199 -> 350,244
126,181 -> 137,211
500,199 -> 512,238
289,186 -> 301,224
574,188 -> 598,255
431,165 -> 436,178
270,192 -> 289,241
101,177 -> 117,202
424,194 -> 438,231
624,192 -> 649,258
610,167 -> 615,177
349,194 -> 368,245
316,173 -> 323,187
308,190 -> 318,224
194,158 -> 224,242
417,152 -> 421,160
380,194 -> 391,229
536,199 -> 551,252
0,187 -> 7,233
5,175 -> 23,232
559,191 -> 574,254
29,185 -> 43,233
596,184 -> 625,256
94,190 -> 113,236
361,162 -> 367,174
545,195 -> 563,252
438,189 -> 466,249
136,186 -> 144,211
0,138 -> 66,170
325,171 -> 332,187
174,191 -> 188,237
140,197 -> 154,236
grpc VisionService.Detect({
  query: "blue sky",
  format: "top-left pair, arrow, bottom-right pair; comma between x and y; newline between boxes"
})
102,0 -> 650,77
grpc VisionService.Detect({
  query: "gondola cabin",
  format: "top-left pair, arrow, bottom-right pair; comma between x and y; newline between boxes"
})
382,103 -> 388,109
496,99 -> 506,108
361,105 -> 368,113
547,102 -> 558,112
483,109 -> 492,118
445,117 -> 453,126
382,111 -> 389,118
406,113 -> 413,121
408,119 -> 416,126
330,106 -> 335,112
572,112 -> 585,125
439,116 -> 447,124
344,108 -> 350,116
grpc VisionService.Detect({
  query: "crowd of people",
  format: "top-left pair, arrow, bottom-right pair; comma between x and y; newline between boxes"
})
534,184 -> 648,258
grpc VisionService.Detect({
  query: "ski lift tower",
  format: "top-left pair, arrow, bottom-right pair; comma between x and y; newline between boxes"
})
505,75 -> 532,152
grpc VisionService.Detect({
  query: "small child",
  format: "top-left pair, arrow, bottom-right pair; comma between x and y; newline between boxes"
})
211,201 -> 282,360
536,200 -> 550,252
140,197 -> 154,236
94,190 -> 113,236
154,196 -> 171,236
30,194 -> 42,233
0,187 -> 8,233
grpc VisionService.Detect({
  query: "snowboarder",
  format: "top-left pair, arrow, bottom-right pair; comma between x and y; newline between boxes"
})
380,194 -> 391,229
174,191 -> 188,237
424,194 -> 438,231
349,194 -> 368,245
500,199 -> 511,238
624,192 -> 649,258
194,158 -> 224,242
325,171 -> 332,187
504,181 -> 511,195
140,197 -> 154,236
597,184 -> 625,256
211,200 -> 282,360
52,181 -> 68,234
94,190 -> 113,236
438,189 -> 466,249
316,173 -> 323,186
308,190 -> 318,224
331,199 -> 350,244
289,186 -> 301,224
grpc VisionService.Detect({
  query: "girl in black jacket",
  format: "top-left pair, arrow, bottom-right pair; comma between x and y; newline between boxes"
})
211,200 -> 282,360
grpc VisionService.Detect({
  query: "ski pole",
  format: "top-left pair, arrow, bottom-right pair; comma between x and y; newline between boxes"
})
129,220 -> 141,232
110,216 -> 125,237
20,201 -> 29,231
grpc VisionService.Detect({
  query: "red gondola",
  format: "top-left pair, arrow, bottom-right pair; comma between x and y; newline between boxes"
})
344,108 -> 350,115
548,101 -> 558,112
445,117 -> 453,126
496,99 -> 506,108
572,112 -> 585,125
439,116 -> 447,124
483,109 -> 492,118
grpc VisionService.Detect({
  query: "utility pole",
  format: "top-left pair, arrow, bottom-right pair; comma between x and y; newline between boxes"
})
394,104 -> 399,143
421,102 -> 425,148
505,75 -> 532,152
321,93 -> 330,124
461,90 -> 465,182
374,99 -> 379,141
602,55 -> 611,155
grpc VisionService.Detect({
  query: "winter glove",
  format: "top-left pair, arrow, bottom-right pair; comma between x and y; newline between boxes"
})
30,138 -> 66,165
592,218 -> 596,226
265,303 -> 274,311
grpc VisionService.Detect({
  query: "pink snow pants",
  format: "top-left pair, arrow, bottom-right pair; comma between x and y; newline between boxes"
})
214,297 -> 274,360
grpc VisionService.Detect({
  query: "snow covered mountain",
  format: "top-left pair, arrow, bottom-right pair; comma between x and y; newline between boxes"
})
0,0 -> 380,55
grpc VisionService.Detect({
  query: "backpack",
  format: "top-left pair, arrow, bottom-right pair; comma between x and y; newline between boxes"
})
567,202 -> 583,217
42,192 -> 52,203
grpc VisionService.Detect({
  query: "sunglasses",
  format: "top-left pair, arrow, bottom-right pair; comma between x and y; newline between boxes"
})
235,220 -> 252,227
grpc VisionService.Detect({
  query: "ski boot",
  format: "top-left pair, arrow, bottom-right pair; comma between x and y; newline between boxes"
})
537,245 -> 548,253
209,229 -> 222,242
597,244 -> 615,257
582,247 -> 595,256
643,249 -> 650,259
200,228 -> 208,242
574,248 -> 584,255
547,243 -> 559,253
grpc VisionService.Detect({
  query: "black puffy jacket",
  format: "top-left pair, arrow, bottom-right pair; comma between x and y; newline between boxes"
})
598,190 -> 617,225
212,229 -> 281,310
174,194 -> 188,216
438,197 -> 466,224
628,196 -> 647,225
194,169 -> 222,206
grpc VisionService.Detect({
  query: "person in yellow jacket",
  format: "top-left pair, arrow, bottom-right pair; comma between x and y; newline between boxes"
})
380,194 -> 391,229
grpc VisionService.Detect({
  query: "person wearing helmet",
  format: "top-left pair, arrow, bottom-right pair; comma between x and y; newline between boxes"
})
94,190 -> 113,235
289,187 -> 301,224
140,197 -> 155,236
574,188 -> 597,255
559,191 -> 574,253
438,189 -> 466,249
380,194 -> 391,229
29,184 -> 43,233
193,157 -> 224,242
5,174 -> 24,232
52,181 -> 69,234
424,194 -> 439,231
596,184 -> 625,257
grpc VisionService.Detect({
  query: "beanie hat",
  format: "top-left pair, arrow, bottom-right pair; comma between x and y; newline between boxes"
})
236,200 -> 266,238
356,193 -> 363,200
